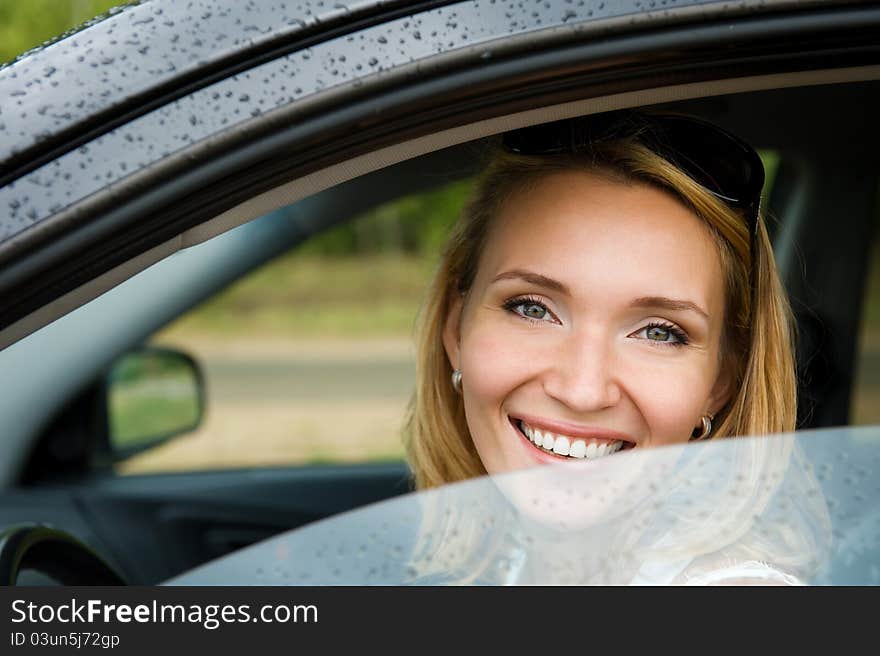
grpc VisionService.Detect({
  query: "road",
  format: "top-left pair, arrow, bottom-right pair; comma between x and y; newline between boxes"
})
205,357 -> 415,402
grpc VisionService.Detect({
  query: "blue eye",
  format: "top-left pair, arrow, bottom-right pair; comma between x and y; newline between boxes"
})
636,322 -> 689,346
520,303 -> 547,319
647,326 -> 672,341
503,297 -> 555,323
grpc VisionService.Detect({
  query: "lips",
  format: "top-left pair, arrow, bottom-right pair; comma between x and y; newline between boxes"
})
511,417 -> 635,461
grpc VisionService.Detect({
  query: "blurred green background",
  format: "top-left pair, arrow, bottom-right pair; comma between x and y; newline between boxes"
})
0,0 -> 123,64
165,181 -> 473,339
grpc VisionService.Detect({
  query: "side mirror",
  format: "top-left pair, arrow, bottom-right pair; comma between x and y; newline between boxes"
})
105,347 -> 205,459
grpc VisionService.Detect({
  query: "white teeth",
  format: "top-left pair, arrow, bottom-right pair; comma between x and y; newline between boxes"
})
518,421 -> 627,460
569,440 -> 587,458
552,436 -> 570,456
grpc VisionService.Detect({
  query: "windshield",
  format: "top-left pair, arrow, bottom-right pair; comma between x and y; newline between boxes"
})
168,426 -> 879,585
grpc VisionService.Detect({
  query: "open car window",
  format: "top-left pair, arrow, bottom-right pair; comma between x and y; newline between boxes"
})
99,144 -> 785,477
169,426 -> 879,585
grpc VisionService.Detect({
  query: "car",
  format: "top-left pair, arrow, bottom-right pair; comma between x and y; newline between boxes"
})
0,0 -> 879,585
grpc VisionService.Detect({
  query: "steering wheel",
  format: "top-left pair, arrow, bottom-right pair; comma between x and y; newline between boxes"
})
0,523 -> 126,586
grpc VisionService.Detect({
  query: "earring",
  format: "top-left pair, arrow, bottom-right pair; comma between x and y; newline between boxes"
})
691,413 -> 713,441
451,369 -> 462,394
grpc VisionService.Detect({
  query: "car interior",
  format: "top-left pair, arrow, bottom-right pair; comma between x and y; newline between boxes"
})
1,77 -> 878,584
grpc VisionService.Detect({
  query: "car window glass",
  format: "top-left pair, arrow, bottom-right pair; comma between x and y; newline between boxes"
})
113,179 -> 472,475
168,426 -> 880,585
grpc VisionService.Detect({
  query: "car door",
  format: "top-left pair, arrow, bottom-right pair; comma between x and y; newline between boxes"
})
1,0 -> 878,584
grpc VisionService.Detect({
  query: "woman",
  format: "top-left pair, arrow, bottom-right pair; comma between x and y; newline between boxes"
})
406,110 -> 794,487
401,110 -> 829,584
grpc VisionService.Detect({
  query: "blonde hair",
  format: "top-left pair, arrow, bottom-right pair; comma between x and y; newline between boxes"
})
404,122 -> 797,491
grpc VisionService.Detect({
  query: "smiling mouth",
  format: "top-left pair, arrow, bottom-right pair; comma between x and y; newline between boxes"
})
513,419 -> 634,460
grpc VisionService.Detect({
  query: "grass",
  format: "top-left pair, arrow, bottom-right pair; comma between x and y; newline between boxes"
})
0,0 -> 125,65
157,253 -> 440,341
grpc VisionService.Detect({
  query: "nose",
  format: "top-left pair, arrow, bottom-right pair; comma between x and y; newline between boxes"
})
541,329 -> 622,412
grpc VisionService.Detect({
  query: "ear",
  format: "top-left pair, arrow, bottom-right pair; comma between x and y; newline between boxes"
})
707,368 -> 733,417
442,293 -> 464,372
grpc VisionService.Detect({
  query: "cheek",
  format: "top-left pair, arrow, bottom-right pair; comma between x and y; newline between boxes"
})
625,359 -> 715,444
460,332 -> 529,401
456,320 -> 536,468
458,325 -> 530,441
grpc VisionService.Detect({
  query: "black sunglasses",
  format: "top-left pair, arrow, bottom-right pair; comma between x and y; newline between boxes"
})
502,111 -> 765,238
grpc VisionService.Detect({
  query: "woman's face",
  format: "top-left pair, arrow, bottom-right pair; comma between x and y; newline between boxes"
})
443,169 -> 732,476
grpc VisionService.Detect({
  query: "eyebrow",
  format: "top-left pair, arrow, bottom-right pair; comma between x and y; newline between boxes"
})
490,270 -> 570,295
630,296 -> 709,320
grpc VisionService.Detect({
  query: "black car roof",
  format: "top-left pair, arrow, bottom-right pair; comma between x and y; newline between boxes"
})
0,0 -> 398,166
0,0 -> 832,187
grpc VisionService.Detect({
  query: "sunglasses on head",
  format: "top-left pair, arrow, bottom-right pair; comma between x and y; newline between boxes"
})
502,110 -> 765,238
